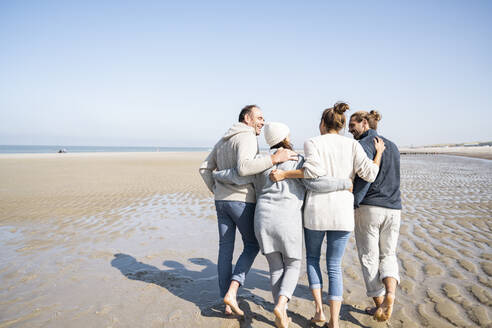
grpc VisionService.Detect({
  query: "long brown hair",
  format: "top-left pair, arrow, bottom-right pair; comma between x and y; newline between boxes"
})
321,102 -> 350,132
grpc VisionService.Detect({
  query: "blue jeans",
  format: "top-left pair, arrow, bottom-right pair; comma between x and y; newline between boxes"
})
304,228 -> 351,301
215,200 -> 260,297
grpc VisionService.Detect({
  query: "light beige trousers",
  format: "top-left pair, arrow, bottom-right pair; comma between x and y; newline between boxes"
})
354,205 -> 401,297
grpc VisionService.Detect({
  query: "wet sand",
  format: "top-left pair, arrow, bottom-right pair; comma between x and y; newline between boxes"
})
0,152 -> 491,327
399,146 -> 492,160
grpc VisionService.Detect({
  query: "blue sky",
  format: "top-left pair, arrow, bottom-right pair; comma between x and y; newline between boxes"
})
1,0 -> 491,148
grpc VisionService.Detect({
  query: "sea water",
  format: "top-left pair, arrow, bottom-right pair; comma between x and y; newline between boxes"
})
0,145 -> 210,154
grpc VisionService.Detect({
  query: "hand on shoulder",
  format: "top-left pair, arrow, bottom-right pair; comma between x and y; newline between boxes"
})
271,147 -> 298,164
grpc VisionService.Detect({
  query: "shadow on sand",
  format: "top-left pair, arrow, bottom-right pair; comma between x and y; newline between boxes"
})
111,253 -> 275,326
111,253 -> 370,327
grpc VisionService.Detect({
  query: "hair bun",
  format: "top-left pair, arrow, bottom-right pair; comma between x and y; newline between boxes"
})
369,110 -> 381,121
333,102 -> 349,114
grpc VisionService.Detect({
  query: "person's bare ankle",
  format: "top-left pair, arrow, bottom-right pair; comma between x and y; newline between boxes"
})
224,292 -> 244,316
273,306 -> 289,328
374,292 -> 395,322
224,304 -> 233,315
310,309 -> 326,323
326,319 -> 339,328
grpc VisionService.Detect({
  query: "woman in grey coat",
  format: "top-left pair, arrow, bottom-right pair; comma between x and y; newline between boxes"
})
213,122 -> 352,328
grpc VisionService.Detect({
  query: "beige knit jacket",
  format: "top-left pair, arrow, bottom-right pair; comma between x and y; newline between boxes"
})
199,123 -> 273,203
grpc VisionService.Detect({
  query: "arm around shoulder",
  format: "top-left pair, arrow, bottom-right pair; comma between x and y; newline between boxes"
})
236,134 -> 273,176
213,168 -> 255,185
353,142 -> 379,183
302,176 -> 352,192
302,139 -> 326,178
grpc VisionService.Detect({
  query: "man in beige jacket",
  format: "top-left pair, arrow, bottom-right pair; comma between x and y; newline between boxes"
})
199,105 -> 297,316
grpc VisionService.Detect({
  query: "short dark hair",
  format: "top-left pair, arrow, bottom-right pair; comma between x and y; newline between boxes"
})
238,105 -> 259,123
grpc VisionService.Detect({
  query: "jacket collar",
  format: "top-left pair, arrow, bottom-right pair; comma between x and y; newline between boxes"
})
360,129 -> 378,139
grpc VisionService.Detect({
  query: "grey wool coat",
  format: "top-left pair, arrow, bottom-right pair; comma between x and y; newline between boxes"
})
213,153 -> 351,260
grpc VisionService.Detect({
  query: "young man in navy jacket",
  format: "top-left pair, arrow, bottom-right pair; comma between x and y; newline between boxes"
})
349,110 -> 402,322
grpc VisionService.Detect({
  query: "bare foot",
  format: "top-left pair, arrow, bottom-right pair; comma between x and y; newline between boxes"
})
365,306 -> 378,315
374,292 -> 395,322
224,293 -> 244,316
273,306 -> 290,328
324,320 -> 338,328
224,304 -> 233,315
310,310 -> 326,323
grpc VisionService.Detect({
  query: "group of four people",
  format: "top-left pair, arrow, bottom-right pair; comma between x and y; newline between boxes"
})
199,103 -> 401,328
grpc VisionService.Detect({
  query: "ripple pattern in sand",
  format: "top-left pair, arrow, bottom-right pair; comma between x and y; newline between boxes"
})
1,154 -> 492,327
0,193 -> 220,327
397,155 -> 492,327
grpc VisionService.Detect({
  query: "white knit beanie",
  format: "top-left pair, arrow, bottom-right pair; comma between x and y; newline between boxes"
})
264,122 -> 290,147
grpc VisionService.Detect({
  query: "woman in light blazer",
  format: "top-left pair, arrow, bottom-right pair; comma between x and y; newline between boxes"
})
270,103 -> 385,328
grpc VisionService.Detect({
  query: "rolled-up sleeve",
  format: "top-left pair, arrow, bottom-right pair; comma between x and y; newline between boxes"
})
303,139 -> 326,178
353,142 -> 379,182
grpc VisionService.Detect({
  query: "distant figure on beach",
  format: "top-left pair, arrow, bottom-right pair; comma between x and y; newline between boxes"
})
270,103 -> 386,328
348,110 -> 402,322
198,105 -> 297,316
57,148 -> 67,153
213,122 -> 352,327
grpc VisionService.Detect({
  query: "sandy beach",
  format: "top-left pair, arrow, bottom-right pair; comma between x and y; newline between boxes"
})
0,151 -> 491,327
399,146 -> 492,161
